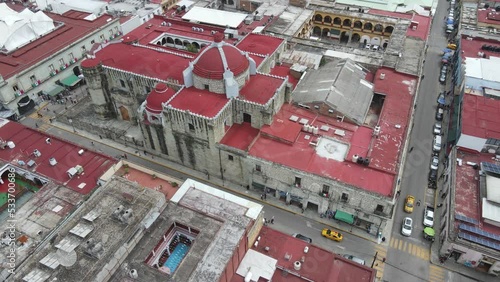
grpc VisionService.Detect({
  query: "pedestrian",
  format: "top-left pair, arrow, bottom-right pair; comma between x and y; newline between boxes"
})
99,135 -> 103,139
35,123 -> 38,128
382,237 -> 386,242
270,216 -> 274,224
417,200 -> 421,206
396,190 -> 401,198
260,194 -> 264,200
124,153 -> 128,159
144,150 -> 147,155
409,146 -> 414,152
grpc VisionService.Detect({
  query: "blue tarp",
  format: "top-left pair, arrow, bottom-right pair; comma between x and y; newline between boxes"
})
447,19 -> 454,24
438,96 -> 446,105
443,48 -> 452,53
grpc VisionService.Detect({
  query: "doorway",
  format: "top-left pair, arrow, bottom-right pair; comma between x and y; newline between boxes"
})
119,106 -> 130,121
306,202 -> 319,213
73,66 -> 81,77
243,113 -> 252,123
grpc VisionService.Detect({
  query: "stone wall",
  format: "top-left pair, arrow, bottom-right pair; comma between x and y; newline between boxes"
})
193,69 -> 250,94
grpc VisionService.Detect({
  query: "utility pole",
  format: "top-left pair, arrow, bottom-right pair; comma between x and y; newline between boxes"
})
371,251 -> 378,268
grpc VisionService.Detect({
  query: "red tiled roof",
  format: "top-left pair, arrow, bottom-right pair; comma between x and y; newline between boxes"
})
81,43 -> 191,83
460,35 -> 500,59
219,123 -> 259,151
249,54 -> 265,68
236,33 -> 284,56
0,119 -> 115,194
406,14 -> 431,40
168,88 -> 229,118
230,226 -> 376,282
146,83 -> 177,114
244,68 -> 414,196
461,94 -> 500,139
270,64 -> 299,89
0,4 -> 115,80
477,8 -> 500,25
454,150 -> 500,236
367,9 -> 413,19
193,43 -> 249,79
239,73 -> 285,104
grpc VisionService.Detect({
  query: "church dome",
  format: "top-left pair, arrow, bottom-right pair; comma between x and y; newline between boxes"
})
145,83 -> 175,114
192,33 -> 249,80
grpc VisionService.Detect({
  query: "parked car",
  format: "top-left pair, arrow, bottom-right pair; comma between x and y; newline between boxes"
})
292,233 -> 313,243
372,45 -> 380,51
430,156 -> 439,170
447,43 -> 457,50
433,122 -> 442,135
404,195 -> 415,213
435,108 -> 444,121
365,44 -> 371,49
424,206 -> 435,227
401,217 -> 413,236
343,254 -> 366,265
321,228 -> 343,242
440,66 -> 448,74
429,168 -> 438,182
439,73 -> 447,84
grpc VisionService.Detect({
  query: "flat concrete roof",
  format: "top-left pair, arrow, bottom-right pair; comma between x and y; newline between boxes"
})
13,177 -> 166,282
181,7 -> 247,28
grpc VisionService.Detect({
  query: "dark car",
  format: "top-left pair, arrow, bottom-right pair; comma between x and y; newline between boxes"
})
429,169 -> 438,182
292,233 -> 312,243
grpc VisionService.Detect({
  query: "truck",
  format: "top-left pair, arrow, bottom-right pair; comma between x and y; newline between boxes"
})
423,206 -> 435,227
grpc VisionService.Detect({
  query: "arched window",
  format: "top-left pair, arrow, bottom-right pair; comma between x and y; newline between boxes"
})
167,37 -> 174,44
363,22 -> 373,30
174,38 -> 182,45
324,16 -> 332,24
333,17 -> 341,25
342,19 -> 352,27
314,14 -> 323,22
374,24 -> 383,32
384,26 -> 394,33
313,26 -> 322,36
353,21 -> 362,29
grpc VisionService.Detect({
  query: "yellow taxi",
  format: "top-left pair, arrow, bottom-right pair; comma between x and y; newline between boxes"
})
447,43 -> 457,50
321,228 -> 343,242
404,195 -> 415,213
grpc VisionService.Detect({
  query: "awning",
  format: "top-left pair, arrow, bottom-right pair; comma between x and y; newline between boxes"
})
424,227 -> 435,237
61,74 -> 81,87
334,210 -> 355,224
46,85 -> 66,97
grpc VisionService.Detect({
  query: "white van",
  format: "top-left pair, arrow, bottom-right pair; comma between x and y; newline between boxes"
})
433,135 -> 442,152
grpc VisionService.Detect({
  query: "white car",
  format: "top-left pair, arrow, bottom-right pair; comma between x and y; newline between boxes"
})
365,44 -> 371,49
372,45 -> 380,51
433,122 -> 442,135
424,208 -> 435,227
401,217 -> 413,236
430,156 -> 439,170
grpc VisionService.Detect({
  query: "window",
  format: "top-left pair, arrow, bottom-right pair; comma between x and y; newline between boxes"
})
90,40 -> 95,44
109,30 -> 113,36
204,84 -> 209,90
59,58 -> 65,66
375,205 -> 384,213
228,155 -> 234,161
145,85 -> 152,94
69,53 -> 74,60
341,193 -> 349,202
322,185 -> 330,194
255,164 -> 261,172
119,79 -> 126,88
29,75 -> 37,83
49,64 -> 55,72
188,123 -> 195,131
294,177 -> 301,187
99,34 -> 105,41
114,26 -> 119,33
12,85 -> 19,92
81,46 -> 87,53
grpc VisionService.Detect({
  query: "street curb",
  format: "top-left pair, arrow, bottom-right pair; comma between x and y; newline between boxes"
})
48,121 -> 380,243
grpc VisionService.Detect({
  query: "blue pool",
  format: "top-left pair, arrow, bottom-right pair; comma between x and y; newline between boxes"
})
164,243 -> 189,272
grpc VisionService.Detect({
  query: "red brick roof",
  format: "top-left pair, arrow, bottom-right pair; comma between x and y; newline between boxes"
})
461,94 -> 500,139
146,83 -> 177,114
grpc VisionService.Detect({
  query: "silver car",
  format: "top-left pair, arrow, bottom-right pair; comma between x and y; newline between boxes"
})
433,122 -> 442,135
430,156 -> 439,170
343,254 -> 366,265
402,217 -> 413,236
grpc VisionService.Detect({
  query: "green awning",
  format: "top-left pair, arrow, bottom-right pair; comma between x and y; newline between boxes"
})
334,210 -> 355,224
424,227 -> 435,236
61,74 -> 81,87
46,85 -> 66,97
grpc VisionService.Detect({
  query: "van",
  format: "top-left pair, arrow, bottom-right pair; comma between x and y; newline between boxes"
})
433,135 -> 442,152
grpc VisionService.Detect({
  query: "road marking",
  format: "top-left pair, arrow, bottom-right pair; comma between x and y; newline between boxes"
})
335,245 -> 345,250
305,221 -> 322,231
390,237 -> 397,248
429,264 -> 446,282
398,239 -> 403,250
403,241 -> 408,252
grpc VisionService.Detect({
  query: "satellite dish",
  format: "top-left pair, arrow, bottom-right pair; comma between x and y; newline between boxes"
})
56,249 -> 77,267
